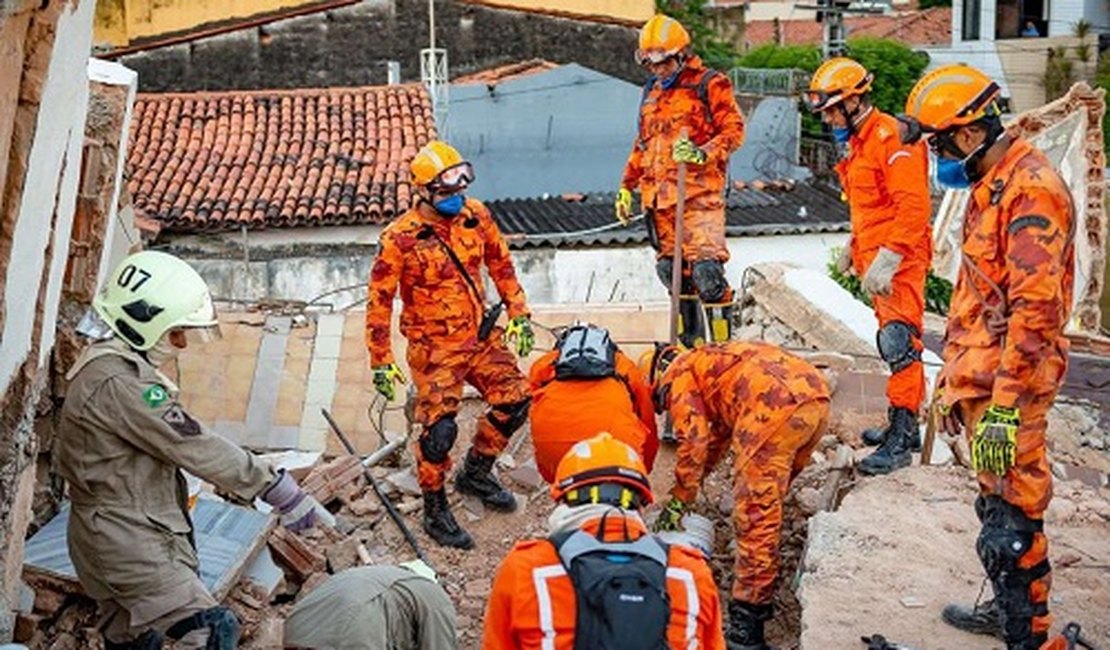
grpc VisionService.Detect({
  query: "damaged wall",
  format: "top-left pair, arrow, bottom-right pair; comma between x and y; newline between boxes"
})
111,0 -> 643,92
0,0 -> 97,640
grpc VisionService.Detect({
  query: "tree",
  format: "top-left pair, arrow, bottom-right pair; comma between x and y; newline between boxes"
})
844,38 -> 930,116
917,0 -> 952,8
656,0 -> 741,71
737,43 -> 822,72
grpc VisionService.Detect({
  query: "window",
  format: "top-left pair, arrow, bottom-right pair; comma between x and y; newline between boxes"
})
998,0 -> 1048,39
962,0 -> 981,41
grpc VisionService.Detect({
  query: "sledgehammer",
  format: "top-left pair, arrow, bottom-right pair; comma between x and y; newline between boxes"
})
321,408 -> 432,568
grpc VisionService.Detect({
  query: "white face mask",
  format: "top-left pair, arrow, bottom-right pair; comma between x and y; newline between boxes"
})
145,332 -> 183,368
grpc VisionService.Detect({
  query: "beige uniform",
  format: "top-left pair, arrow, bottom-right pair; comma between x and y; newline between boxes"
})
56,338 -> 277,647
284,566 -> 458,650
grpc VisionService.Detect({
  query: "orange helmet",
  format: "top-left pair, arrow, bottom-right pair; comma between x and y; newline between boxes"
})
550,432 -> 654,506
804,57 -> 873,112
410,140 -> 475,191
904,63 -> 1001,133
636,14 -> 691,65
637,343 -> 682,413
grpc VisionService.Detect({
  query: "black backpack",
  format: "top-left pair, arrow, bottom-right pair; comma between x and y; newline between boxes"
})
550,524 -> 672,650
554,325 -> 618,380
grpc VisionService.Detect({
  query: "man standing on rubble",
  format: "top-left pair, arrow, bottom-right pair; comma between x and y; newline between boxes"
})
527,323 -> 658,483
644,342 -> 830,650
483,432 -> 725,649
57,251 -> 328,650
615,14 -> 745,346
903,64 -> 1076,650
366,140 -> 534,550
804,57 -> 933,476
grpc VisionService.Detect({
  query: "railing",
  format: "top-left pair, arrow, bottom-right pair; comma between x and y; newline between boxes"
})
728,67 -> 811,97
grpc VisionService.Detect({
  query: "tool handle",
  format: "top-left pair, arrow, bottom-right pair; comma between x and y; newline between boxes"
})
321,408 -> 432,567
670,128 -> 688,345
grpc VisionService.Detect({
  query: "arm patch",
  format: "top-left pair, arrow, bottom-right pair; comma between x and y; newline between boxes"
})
1007,215 -> 1051,235
162,404 -> 202,437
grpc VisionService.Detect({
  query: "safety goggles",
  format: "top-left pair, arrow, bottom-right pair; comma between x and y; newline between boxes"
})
803,89 -> 843,113
181,324 -> 223,344
428,162 -> 475,193
635,49 -> 676,67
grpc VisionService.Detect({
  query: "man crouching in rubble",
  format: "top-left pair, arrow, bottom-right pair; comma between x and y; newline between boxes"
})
56,251 -> 328,650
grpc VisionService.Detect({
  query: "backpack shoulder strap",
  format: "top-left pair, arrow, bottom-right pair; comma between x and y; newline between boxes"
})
553,529 -> 669,567
695,69 -> 720,126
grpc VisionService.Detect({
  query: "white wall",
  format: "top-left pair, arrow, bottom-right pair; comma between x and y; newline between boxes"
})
0,1 -> 95,392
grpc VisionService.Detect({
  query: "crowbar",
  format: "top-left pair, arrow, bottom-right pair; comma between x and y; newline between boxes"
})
321,408 -> 431,567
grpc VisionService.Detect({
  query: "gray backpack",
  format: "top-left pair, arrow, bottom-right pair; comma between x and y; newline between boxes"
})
555,325 -> 617,380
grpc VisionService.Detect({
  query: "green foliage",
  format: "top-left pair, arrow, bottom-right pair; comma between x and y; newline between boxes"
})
828,247 -> 954,315
656,0 -> 741,71
1045,46 -> 1075,102
918,0 -> 951,7
737,43 -> 822,72
844,38 -> 930,116
1095,51 -> 1110,155
1075,18 -> 1092,39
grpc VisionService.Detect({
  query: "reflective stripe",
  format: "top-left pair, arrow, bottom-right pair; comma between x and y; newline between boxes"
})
532,564 -> 567,650
424,147 -> 446,172
910,72 -> 975,117
887,150 -> 910,166
666,567 -> 699,650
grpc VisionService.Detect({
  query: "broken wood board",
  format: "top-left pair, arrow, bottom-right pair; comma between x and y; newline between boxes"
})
932,82 -> 1107,332
22,499 -> 275,601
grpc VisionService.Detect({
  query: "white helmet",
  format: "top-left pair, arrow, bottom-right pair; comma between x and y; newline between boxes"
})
93,251 -> 219,350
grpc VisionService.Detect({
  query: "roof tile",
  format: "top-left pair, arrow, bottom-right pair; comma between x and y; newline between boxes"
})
745,7 -> 951,48
128,84 -> 436,234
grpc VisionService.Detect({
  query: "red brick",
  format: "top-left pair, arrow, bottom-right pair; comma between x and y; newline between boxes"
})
268,527 -> 326,582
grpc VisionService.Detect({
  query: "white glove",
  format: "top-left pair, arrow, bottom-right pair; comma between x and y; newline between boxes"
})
400,559 -> 438,582
836,239 -> 854,276
861,247 -> 903,297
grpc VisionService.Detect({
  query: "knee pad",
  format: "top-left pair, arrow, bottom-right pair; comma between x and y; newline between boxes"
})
691,260 -> 731,303
975,497 -> 1051,642
420,416 -> 459,463
876,321 -> 922,373
489,398 -> 531,437
165,606 -> 240,650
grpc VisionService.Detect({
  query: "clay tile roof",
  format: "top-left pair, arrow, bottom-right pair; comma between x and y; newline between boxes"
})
745,7 -> 951,48
453,59 -> 560,86
127,83 -> 436,234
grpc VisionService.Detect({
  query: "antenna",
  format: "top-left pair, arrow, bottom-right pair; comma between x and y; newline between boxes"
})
795,0 -> 889,58
420,0 -> 450,137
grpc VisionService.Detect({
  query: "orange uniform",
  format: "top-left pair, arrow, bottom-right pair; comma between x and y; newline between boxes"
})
836,109 -> 932,412
623,56 -> 745,299
482,513 -> 725,650
528,349 -> 658,483
662,342 -> 830,604
366,198 -> 530,491
938,138 -> 1074,639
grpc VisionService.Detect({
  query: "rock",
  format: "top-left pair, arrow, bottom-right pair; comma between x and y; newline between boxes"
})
497,453 -> 517,470
346,495 -> 382,517
926,437 -> 954,465
508,460 -> 544,490
464,578 -> 491,599
1087,437 -> 1106,450
899,595 -> 926,608
384,468 -> 422,497
461,495 -> 484,517
796,487 -> 823,516
718,492 -> 735,516
326,536 -> 364,572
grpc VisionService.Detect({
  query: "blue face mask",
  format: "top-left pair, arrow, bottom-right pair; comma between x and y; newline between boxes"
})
659,69 -> 681,90
832,127 -> 852,144
933,155 -> 971,189
433,194 -> 465,216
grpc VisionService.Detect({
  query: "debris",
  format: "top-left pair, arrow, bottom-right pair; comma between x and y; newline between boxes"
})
326,536 -> 365,573
346,494 -> 383,517
246,618 -> 285,650
898,595 -> 925,609
464,578 -> 491,600
817,445 -> 854,512
356,542 -> 374,566
13,613 -> 41,643
302,455 -> 367,505
268,527 -> 326,582
384,468 -> 422,497
242,548 -> 285,599
508,459 -> 544,490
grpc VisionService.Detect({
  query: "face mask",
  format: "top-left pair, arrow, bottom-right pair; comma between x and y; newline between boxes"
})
660,69 -> 681,90
832,127 -> 852,144
933,155 -> 971,189
145,332 -> 183,368
433,193 -> 465,216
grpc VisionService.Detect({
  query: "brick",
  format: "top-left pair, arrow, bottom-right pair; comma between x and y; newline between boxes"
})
268,528 -> 326,582
14,613 -> 41,643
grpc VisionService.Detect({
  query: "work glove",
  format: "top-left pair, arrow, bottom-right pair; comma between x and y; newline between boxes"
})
652,496 -> 687,532
861,247 -> 903,297
615,187 -> 634,226
672,137 -> 708,165
504,315 -> 535,357
936,392 -> 964,438
836,238 -> 855,276
261,470 -> 332,532
971,404 -> 1019,477
372,363 -> 407,401
400,558 -> 438,582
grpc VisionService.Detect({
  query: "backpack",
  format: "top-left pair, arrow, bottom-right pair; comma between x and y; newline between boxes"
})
550,524 -> 672,650
637,68 -> 720,139
554,325 -> 618,380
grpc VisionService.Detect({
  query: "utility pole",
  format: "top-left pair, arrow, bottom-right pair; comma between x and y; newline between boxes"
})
420,0 -> 449,136
795,0 -> 888,58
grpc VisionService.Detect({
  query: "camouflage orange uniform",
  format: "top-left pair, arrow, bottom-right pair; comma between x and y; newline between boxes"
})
836,109 -> 932,413
937,138 -> 1074,642
660,342 -> 830,604
622,55 -> 745,307
366,198 -> 531,492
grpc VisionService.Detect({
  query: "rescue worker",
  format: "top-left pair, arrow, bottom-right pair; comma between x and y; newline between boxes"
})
366,140 -> 534,550
57,251 -> 327,650
283,562 -> 457,649
616,14 -> 746,346
804,57 -> 933,476
528,323 -> 658,483
902,64 -> 1076,650
644,342 -> 830,650
483,432 -> 725,650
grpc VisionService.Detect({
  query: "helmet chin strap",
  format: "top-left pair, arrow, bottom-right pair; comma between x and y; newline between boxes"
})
837,99 -> 871,137
950,115 -> 1005,183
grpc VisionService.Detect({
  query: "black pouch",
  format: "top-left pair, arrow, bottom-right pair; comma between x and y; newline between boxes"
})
644,208 -> 660,250
478,301 -> 505,341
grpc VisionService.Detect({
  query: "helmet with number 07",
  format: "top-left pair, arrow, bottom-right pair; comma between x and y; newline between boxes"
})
93,250 -> 221,350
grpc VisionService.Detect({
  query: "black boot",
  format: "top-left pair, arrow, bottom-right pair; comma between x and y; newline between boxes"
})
455,450 -> 517,512
725,600 -> 777,650
422,489 -> 474,549
942,598 -> 1003,639
861,407 -> 923,449
858,406 -> 920,475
